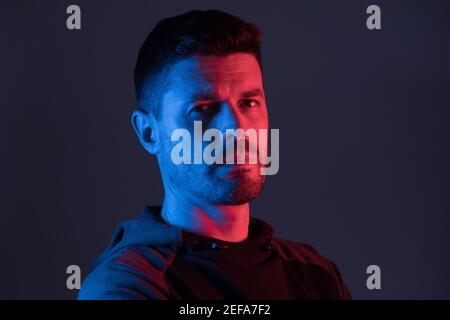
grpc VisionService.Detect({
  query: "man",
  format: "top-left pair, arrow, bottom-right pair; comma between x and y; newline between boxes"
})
78,9 -> 351,300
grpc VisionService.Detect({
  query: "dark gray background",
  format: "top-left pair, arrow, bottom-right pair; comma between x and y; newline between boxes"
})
1,0 -> 449,299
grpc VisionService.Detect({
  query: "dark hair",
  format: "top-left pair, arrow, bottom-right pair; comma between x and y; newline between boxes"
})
134,10 -> 263,115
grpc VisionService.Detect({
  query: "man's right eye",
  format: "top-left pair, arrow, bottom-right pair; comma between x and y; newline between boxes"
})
192,103 -> 214,113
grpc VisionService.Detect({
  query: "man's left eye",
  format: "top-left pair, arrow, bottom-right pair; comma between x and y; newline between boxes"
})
240,99 -> 259,108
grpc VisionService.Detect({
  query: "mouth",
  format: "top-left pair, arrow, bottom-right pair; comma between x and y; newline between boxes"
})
210,149 -> 261,176
216,163 -> 254,178
229,164 -> 252,171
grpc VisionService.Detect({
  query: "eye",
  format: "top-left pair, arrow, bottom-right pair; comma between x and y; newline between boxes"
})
240,99 -> 260,108
193,104 -> 212,113
190,102 -> 220,116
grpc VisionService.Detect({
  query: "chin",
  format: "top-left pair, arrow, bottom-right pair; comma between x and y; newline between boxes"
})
216,175 -> 266,205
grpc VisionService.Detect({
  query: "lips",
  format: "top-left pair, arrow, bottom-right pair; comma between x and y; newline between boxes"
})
225,165 -> 252,178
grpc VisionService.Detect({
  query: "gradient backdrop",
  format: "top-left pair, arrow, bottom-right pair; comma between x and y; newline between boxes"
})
1,0 -> 449,299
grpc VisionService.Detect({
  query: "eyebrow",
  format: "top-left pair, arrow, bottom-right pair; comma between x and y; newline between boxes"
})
240,88 -> 264,99
188,88 -> 265,103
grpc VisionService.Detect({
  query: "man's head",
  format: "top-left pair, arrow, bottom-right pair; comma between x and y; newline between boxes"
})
132,10 -> 269,205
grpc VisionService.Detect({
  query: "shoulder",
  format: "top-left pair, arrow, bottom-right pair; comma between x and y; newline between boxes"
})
272,237 -> 352,299
77,245 -> 176,300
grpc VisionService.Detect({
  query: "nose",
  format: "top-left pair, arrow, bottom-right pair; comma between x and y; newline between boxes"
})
209,102 -> 259,164
212,101 -> 246,134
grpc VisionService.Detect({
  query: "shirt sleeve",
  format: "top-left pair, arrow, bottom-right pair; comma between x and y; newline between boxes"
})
77,248 -> 170,300
326,259 -> 352,300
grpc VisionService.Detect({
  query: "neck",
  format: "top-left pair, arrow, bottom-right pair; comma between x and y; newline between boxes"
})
160,188 -> 250,242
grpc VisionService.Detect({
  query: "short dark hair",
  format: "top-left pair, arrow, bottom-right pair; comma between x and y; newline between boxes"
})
134,10 -> 263,115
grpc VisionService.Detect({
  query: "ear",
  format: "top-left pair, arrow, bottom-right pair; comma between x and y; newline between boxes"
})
131,109 -> 160,155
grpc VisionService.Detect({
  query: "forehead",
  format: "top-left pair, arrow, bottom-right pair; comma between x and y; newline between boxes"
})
163,53 -> 263,99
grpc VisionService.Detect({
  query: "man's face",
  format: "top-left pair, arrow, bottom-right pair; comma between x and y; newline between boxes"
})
156,53 -> 268,205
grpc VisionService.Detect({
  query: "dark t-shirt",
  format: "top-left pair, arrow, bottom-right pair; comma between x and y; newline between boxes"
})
78,206 -> 351,300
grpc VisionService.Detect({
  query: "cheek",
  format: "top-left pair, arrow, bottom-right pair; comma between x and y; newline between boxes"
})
251,108 -> 269,130
158,112 -> 192,145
